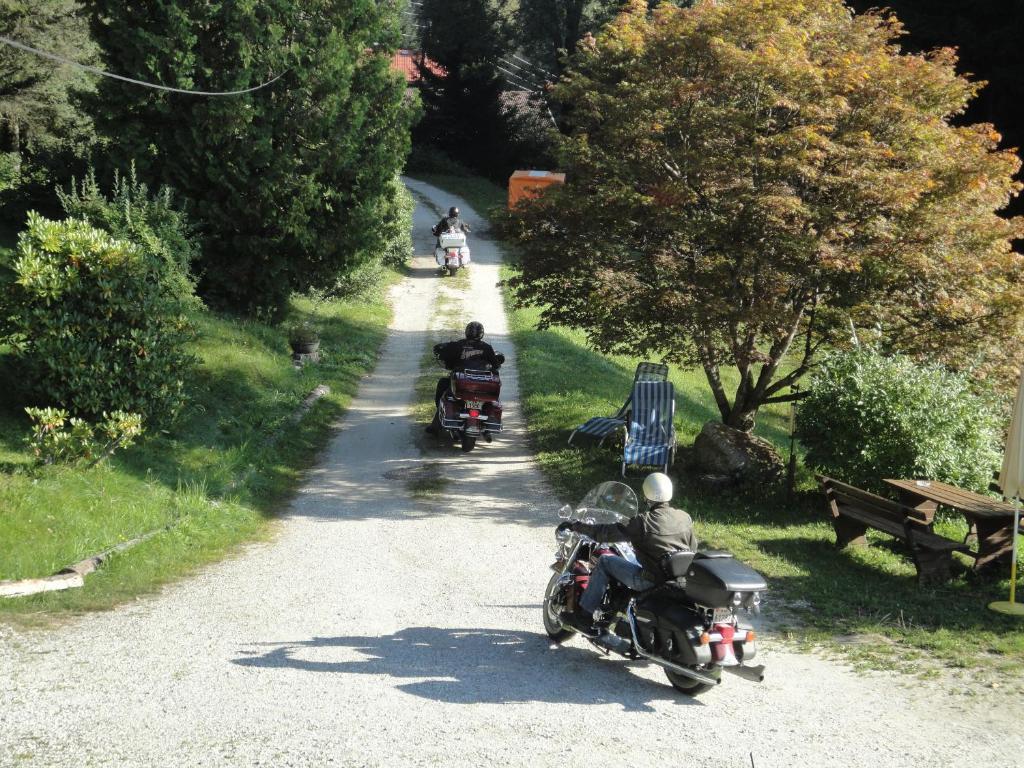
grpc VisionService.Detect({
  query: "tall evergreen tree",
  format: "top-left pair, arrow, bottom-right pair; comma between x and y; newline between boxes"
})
85,0 -> 416,314
0,0 -> 98,216
415,0 -> 514,177
514,0 -> 616,75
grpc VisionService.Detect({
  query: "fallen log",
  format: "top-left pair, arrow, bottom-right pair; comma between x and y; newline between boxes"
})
0,572 -> 84,598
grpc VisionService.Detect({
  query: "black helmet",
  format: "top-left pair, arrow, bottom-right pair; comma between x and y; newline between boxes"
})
465,321 -> 484,340
448,206 -> 459,217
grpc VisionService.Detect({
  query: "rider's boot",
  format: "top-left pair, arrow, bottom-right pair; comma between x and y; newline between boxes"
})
559,608 -> 599,635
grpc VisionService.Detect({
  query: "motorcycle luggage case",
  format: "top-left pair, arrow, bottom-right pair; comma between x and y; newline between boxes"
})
452,371 -> 501,398
684,556 -> 766,608
439,231 -> 466,248
634,590 -> 706,666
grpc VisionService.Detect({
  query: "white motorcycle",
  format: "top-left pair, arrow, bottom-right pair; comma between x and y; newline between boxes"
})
433,229 -> 471,277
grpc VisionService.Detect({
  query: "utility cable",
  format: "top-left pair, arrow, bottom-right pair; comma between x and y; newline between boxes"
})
511,52 -> 554,79
0,35 -> 286,96
495,66 -> 538,93
496,56 -> 542,85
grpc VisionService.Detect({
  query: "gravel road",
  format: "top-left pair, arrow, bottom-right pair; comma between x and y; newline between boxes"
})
0,178 -> 1020,768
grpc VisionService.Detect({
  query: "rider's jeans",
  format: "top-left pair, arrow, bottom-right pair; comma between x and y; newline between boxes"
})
580,554 -> 654,615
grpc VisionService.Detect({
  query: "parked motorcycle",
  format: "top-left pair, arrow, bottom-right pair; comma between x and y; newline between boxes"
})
542,481 -> 767,696
433,347 -> 504,452
432,227 -> 471,277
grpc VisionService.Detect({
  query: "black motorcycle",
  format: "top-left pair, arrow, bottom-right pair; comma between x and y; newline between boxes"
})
542,481 -> 767,695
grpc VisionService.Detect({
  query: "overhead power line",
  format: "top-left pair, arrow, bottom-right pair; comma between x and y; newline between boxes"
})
511,53 -> 554,79
494,65 -> 537,93
0,35 -> 287,96
496,56 -> 541,84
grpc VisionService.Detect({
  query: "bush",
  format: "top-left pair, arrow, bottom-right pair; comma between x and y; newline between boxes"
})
58,165 -> 201,310
377,175 -> 415,269
2,213 -> 196,425
796,348 -> 1003,494
25,406 -> 143,466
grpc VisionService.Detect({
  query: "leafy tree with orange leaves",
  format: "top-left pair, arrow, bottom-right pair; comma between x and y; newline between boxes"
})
505,0 -> 1024,431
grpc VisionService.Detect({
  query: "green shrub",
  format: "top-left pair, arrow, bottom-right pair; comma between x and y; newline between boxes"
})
330,260 -> 388,300
2,213 -> 196,425
376,175 -> 415,269
25,406 -> 143,466
796,348 -> 1002,494
58,165 -> 201,310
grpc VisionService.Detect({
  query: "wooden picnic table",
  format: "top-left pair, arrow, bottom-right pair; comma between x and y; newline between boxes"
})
884,479 -> 1019,571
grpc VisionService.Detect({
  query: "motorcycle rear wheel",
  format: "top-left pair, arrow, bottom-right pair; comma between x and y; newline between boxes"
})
542,572 -> 574,642
447,265 -> 458,277
461,434 -> 476,452
665,665 -> 721,696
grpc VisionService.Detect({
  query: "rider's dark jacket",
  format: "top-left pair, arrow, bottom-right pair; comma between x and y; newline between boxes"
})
436,338 -> 501,371
433,215 -> 470,235
575,502 -> 698,582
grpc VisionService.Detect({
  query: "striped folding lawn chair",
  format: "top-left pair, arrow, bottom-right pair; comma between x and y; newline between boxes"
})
567,362 -> 669,445
621,380 -> 676,476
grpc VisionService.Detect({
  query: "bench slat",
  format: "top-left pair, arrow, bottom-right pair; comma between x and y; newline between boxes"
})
821,477 -> 967,554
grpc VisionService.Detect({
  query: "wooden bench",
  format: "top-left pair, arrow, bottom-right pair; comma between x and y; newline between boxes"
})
818,476 -> 970,584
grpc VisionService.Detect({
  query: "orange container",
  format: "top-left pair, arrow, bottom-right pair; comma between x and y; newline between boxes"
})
508,170 -> 566,209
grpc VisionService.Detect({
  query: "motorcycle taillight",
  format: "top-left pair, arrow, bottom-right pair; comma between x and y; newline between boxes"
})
711,622 -> 738,665
469,409 -> 480,418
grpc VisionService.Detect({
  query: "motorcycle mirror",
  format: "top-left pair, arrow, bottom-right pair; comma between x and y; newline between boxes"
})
557,504 -> 573,519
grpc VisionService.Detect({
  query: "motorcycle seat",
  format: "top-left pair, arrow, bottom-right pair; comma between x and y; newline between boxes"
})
694,549 -> 733,560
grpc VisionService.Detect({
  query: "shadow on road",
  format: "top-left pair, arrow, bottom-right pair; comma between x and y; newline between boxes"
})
232,626 -> 701,711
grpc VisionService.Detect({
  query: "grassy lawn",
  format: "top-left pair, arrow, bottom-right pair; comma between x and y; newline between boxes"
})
0,276 -> 398,620
422,171 -> 1024,676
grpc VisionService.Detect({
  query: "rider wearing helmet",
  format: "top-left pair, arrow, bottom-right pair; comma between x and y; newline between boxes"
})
562,472 -> 698,634
432,206 -> 470,241
425,321 -> 504,434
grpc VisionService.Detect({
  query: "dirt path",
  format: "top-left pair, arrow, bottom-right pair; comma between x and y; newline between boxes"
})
0,179 -> 1020,768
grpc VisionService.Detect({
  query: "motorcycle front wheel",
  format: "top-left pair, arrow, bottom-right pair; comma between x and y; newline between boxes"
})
542,572 -> 574,642
665,665 -> 721,697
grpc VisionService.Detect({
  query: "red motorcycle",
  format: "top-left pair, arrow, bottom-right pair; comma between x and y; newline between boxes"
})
434,356 -> 504,452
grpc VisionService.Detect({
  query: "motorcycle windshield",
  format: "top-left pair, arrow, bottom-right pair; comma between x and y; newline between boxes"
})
576,481 -> 638,524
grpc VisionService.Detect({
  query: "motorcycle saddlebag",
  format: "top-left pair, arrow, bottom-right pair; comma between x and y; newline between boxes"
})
435,247 -> 446,266
633,591 -> 706,666
684,556 -> 767,608
452,371 -> 501,399
483,401 -> 502,432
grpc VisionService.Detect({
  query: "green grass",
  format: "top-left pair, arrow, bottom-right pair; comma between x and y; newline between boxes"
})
417,170 -> 1024,676
0,274 -> 398,620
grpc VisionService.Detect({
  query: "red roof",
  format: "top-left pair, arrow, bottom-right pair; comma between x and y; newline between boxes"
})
390,50 -> 445,83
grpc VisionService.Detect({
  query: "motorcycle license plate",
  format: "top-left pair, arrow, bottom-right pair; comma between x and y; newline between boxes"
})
465,400 -> 484,409
712,608 -> 734,623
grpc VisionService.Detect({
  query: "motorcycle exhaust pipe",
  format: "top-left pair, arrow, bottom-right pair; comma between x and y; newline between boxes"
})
626,607 -> 720,687
724,663 -> 765,683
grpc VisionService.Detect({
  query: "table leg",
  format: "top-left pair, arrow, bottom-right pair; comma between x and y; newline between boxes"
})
895,489 -> 937,530
973,517 -> 1014,572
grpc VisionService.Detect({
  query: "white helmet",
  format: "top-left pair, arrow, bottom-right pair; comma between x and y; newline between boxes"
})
642,472 -> 673,504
